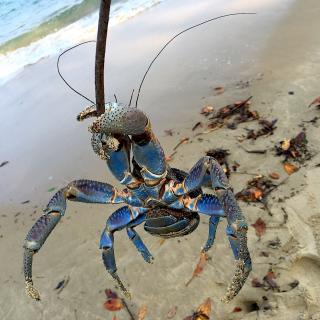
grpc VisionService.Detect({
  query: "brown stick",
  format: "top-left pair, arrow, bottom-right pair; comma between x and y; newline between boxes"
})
95,0 -> 112,116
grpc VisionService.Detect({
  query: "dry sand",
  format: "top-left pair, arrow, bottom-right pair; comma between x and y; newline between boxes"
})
1,0 -> 320,319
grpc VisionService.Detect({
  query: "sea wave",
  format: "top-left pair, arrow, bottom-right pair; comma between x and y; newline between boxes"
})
0,0 -> 165,86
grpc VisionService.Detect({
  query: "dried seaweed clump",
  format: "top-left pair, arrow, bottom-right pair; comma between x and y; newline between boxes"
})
246,119 -> 277,140
275,131 -> 311,163
236,175 -> 275,203
208,97 -> 259,130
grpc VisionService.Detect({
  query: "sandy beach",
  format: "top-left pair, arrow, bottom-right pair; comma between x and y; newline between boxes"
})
1,0 -> 320,319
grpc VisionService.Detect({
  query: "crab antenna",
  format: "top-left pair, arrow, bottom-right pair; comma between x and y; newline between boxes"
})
114,94 -> 118,103
135,12 -> 256,108
57,40 -> 96,104
128,89 -> 135,107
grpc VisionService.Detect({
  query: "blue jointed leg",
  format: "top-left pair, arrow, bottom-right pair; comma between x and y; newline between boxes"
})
127,213 -> 154,263
99,206 -> 147,298
181,193 -> 223,253
217,188 -> 252,303
23,179 -> 131,300
173,156 -> 230,196
127,228 -> 154,263
170,156 -> 251,303
202,216 -> 220,253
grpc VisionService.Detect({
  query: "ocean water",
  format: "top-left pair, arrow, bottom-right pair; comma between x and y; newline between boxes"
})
0,0 -> 166,86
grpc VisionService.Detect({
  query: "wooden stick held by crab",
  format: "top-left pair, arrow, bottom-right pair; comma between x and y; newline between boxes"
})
23,102 -> 252,303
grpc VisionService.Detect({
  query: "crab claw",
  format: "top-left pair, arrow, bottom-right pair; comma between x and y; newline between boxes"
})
91,133 -> 120,160
89,102 -> 148,135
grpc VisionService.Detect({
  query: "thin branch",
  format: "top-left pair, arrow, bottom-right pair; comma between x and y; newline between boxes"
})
95,0 -> 112,116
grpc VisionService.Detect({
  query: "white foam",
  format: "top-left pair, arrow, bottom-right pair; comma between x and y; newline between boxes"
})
0,0 -> 165,86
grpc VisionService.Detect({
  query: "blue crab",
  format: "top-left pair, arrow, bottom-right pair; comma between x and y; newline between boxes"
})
23,102 -> 251,303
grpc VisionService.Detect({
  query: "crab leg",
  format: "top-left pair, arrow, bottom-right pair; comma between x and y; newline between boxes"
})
217,189 -> 251,303
202,216 -> 220,253
23,180 -> 127,300
100,206 -> 147,298
126,214 -> 154,263
173,156 -> 251,302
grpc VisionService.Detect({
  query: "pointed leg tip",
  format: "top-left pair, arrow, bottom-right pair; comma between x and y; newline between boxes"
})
25,281 -> 41,301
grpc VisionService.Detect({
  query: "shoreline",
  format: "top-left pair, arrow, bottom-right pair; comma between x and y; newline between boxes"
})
1,0 -> 320,319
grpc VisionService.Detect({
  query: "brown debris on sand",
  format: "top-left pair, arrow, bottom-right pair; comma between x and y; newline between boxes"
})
236,175 -> 276,203
275,131 -> 310,163
208,97 -> 258,130
246,119 -> 277,140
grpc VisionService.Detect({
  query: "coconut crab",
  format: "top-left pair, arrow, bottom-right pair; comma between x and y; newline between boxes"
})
23,101 -> 251,303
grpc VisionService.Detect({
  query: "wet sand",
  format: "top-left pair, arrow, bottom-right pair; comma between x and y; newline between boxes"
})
1,0 -> 320,319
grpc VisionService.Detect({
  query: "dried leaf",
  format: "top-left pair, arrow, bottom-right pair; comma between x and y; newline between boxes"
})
183,298 -> 211,320
236,175 -> 275,203
275,132 -> 310,163
103,298 -> 124,311
263,270 -> 279,291
165,155 -> 174,162
166,306 -> 178,319
269,172 -> 280,180
308,96 -> 320,107
251,218 -> 266,238
236,187 -> 263,202
283,162 -> 298,175
213,86 -> 225,95
103,289 -> 124,312
232,307 -> 242,312
251,278 -> 263,287
192,122 -> 203,131
196,298 -> 211,317
186,252 -> 208,286
159,238 -> 166,246
173,137 -> 189,151
138,305 -> 147,320
105,289 -> 118,299
281,139 -> 290,151
112,316 -> 118,320
200,105 -> 214,116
